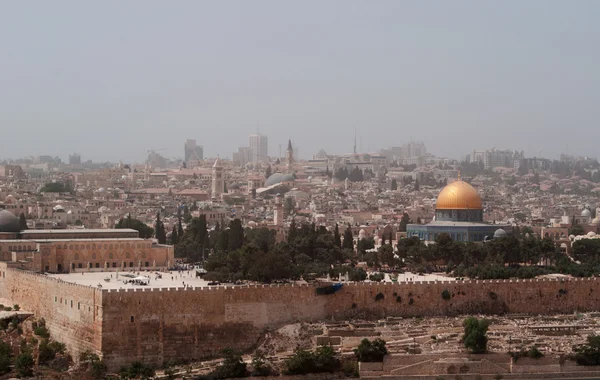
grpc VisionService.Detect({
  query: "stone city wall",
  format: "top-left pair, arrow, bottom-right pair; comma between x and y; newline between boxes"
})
100,277 -> 600,369
0,264 -> 103,359
2,266 -> 600,370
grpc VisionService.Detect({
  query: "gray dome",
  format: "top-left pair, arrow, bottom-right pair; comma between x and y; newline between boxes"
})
265,173 -> 295,187
493,228 -> 507,238
581,209 -> 592,217
0,210 -> 20,233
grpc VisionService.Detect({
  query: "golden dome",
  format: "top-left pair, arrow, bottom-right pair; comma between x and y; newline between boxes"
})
436,180 -> 482,210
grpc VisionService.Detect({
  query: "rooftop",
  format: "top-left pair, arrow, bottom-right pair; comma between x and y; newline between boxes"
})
22,228 -> 138,234
48,270 -> 213,290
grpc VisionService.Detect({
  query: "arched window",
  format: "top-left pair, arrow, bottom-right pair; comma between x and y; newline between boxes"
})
74,253 -> 79,260
91,253 -> 96,260
109,252 -> 114,259
126,252 -> 130,259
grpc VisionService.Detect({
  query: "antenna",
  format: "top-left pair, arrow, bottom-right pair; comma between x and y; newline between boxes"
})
353,128 -> 357,155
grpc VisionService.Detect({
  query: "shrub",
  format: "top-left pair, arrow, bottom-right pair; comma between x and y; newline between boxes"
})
211,348 -> 248,379
409,298 -> 414,305
396,295 -> 402,303
375,292 -> 385,301
13,304 -> 20,311
528,346 -> 544,359
91,359 -> 108,379
369,273 -> 385,282
574,334 -> 600,365
251,353 -> 276,377
284,346 -> 339,375
15,352 -> 34,378
342,361 -> 359,378
119,361 -> 155,380
349,268 -> 367,282
34,325 -> 50,339
462,317 -> 489,354
441,289 -> 451,301
354,338 -> 388,362
49,356 -> 70,372
38,339 -> 66,365
489,291 -> 498,300
0,339 -> 11,374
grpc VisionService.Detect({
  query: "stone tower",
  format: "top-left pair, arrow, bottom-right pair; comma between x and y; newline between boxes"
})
274,194 -> 283,226
211,157 -> 224,199
286,139 -> 294,173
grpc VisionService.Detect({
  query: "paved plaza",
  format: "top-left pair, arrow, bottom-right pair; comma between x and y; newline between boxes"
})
49,270 -> 212,290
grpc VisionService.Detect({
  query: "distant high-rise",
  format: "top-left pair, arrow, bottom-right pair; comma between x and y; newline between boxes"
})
249,133 -> 268,162
184,139 -> 203,163
69,153 -> 81,165
469,148 -> 524,170
232,147 -> 251,167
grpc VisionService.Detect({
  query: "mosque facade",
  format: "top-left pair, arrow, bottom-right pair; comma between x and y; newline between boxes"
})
407,178 -> 508,242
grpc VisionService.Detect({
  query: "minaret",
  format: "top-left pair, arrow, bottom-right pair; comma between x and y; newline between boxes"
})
211,157 -> 224,200
274,194 -> 283,226
286,139 -> 294,173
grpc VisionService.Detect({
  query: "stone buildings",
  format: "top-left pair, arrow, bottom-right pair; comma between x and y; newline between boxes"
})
0,211 -> 173,273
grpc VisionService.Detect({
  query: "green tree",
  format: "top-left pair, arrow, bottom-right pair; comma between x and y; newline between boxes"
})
115,214 -> 154,238
154,213 -> 167,244
40,181 -> 73,194
119,361 -> 155,379
333,223 -> 342,248
265,164 -> 272,179
228,219 -> 245,252
284,346 -> 339,375
462,317 -> 489,354
574,334 -> 600,365
19,213 -> 28,230
211,348 -> 248,379
342,226 -> 354,250
171,225 -> 179,245
399,212 -> 411,232
378,244 -> 395,266
287,219 -> 297,244
15,352 -> 34,378
0,339 -> 11,374
570,224 -> 585,236
354,338 -> 388,362
391,178 -> 398,191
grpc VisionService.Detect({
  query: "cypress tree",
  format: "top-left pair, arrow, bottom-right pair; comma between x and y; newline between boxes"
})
333,223 -> 341,248
19,213 -> 28,230
171,225 -> 179,245
342,226 -> 354,250
288,219 -> 297,244
155,213 -> 167,244
228,219 -> 245,251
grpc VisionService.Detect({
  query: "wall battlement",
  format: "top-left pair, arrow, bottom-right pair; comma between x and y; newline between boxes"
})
99,276 -> 597,294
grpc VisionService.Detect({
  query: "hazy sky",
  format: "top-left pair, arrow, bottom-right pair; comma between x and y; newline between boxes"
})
1,1 -> 599,163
